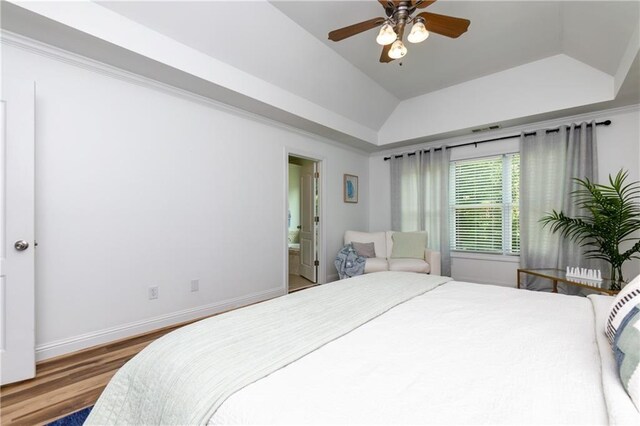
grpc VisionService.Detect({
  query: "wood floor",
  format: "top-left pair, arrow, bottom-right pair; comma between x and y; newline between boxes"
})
0,293 -> 278,426
288,273 -> 316,292
0,282 -> 318,425
0,323 -> 188,425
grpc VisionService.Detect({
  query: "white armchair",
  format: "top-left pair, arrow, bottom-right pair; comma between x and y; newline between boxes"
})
343,230 -> 441,276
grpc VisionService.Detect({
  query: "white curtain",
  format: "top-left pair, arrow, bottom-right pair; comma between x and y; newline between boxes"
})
390,147 -> 451,276
520,121 -> 601,293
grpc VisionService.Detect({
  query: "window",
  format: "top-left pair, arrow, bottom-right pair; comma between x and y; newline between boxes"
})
449,154 -> 520,255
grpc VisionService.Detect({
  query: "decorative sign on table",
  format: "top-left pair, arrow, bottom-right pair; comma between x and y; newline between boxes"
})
566,266 -> 603,286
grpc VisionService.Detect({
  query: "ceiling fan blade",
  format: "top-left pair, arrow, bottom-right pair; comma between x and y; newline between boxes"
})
417,12 -> 470,38
414,0 -> 437,9
328,17 -> 386,41
379,43 -> 395,63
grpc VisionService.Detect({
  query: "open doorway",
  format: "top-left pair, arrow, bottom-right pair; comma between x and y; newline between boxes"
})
287,155 -> 321,293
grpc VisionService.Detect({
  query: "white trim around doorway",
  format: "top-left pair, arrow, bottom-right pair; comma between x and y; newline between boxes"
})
284,148 -> 327,294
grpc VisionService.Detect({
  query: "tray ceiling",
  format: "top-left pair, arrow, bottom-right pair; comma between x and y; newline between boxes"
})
272,1 -> 639,100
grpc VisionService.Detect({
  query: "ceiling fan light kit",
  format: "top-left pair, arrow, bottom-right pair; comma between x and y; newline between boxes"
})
328,0 -> 470,63
388,40 -> 408,59
376,23 -> 397,45
408,18 -> 429,43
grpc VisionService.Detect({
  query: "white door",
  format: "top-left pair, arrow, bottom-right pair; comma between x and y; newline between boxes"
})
299,161 -> 317,283
0,80 -> 36,385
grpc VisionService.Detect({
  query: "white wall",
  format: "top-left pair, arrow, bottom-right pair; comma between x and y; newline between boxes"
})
4,1 -> 381,146
3,41 -> 370,359
370,106 -> 640,287
596,107 -> 640,283
378,55 -> 614,145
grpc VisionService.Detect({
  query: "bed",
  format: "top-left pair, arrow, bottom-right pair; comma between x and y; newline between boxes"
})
86,272 -> 639,425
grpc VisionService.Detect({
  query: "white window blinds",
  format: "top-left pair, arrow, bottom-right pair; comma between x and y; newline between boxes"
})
450,154 -> 520,255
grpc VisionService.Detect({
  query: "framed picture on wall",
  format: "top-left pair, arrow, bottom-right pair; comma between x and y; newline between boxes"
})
344,174 -> 358,203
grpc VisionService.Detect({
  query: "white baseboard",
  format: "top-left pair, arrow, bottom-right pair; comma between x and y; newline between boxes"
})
35,288 -> 284,361
326,273 -> 339,283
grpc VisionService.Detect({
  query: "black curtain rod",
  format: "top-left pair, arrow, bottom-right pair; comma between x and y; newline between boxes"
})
383,119 -> 611,161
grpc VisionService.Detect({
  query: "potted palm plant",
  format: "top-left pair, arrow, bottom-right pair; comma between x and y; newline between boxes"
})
541,169 -> 640,291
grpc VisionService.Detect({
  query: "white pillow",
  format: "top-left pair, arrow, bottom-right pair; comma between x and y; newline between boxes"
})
605,274 -> 640,346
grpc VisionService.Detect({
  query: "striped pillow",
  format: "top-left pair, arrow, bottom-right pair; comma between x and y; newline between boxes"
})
613,306 -> 640,410
606,274 -> 640,346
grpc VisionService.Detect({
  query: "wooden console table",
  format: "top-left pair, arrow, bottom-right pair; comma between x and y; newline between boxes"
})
517,268 -> 619,296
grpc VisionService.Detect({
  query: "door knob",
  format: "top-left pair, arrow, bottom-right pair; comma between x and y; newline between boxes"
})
14,240 -> 29,251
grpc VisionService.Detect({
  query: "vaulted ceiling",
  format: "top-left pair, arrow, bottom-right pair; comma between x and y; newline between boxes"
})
2,1 -> 639,151
273,1 -> 638,99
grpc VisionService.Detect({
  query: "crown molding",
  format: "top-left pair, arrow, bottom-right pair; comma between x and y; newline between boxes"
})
0,30 -> 371,157
371,103 -> 640,158
4,30 -> 635,160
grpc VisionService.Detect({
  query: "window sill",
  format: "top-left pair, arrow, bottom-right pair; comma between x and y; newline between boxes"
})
451,251 -> 520,264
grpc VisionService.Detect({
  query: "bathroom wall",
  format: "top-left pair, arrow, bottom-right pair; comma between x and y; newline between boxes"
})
288,163 -> 301,235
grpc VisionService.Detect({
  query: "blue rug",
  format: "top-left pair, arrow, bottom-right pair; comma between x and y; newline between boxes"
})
47,406 -> 92,426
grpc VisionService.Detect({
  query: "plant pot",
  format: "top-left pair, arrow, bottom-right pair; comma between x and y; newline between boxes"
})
610,265 -> 624,291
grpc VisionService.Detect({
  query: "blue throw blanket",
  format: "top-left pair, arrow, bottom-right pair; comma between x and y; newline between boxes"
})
334,244 -> 366,279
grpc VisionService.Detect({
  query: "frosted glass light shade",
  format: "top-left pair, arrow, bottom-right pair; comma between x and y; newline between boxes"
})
408,21 -> 429,43
376,24 -> 397,46
388,40 -> 407,59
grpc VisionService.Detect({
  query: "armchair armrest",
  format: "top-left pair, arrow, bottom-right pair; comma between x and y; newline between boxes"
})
425,249 -> 441,276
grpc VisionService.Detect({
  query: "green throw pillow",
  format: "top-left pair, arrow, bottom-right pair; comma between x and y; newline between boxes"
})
391,232 -> 427,259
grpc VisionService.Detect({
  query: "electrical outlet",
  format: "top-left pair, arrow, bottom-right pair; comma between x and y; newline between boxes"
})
190,279 -> 199,292
148,286 -> 159,300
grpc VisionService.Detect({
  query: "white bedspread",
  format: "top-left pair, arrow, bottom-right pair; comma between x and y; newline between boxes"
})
211,281 -> 616,425
86,272 -> 450,425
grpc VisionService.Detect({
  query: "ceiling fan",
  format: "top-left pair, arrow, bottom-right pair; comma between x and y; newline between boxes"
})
328,0 -> 470,63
